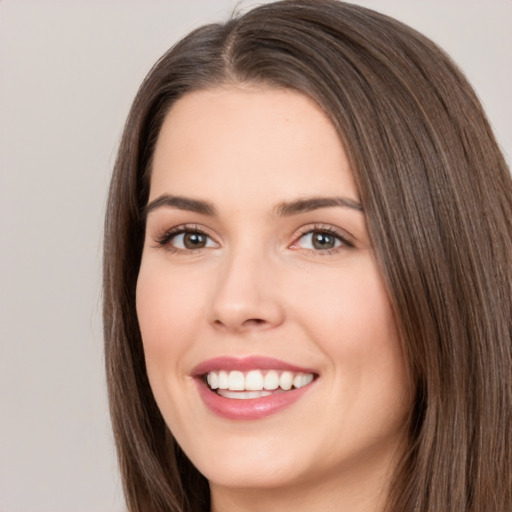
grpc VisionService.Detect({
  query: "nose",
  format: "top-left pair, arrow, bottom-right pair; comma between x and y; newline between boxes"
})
208,248 -> 285,333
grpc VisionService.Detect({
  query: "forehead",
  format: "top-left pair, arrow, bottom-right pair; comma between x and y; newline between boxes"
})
149,86 -> 358,206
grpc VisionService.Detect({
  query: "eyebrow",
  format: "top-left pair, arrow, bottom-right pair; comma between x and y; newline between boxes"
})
275,196 -> 364,216
144,194 -> 217,218
143,194 -> 364,219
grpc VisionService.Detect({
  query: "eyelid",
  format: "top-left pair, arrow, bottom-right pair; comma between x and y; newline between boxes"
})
150,222 -> 355,254
153,223 -> 219,251
289,224 -> 355,252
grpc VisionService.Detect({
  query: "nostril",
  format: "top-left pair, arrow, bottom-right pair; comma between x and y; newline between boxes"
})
243,318 -> 276,331
244,318 -> 266,326
213,317 -> 268,331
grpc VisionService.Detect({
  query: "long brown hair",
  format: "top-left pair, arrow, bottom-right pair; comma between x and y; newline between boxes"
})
103,1 -> 512,510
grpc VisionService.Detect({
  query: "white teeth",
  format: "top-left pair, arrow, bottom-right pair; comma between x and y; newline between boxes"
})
228,371 -> 245,390
218,390 -> 273,399
246,370 -> 264,390
279,371 -> 293,390
218,370 -> 229,389
208,372 -> 219,390
263,370 -> 279,390
293,373 -> 313,388
205,369 -> 315,394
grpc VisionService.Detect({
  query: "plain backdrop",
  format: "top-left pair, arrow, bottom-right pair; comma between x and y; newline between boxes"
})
0,1 -> 510,511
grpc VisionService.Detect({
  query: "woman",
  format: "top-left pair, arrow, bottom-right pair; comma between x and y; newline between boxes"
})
103,1 -> 512,511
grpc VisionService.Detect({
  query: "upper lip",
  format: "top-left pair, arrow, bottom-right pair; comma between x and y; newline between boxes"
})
191,356 -> 317,377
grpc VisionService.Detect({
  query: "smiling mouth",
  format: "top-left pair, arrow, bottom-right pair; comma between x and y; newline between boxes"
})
204,369 -> 315,399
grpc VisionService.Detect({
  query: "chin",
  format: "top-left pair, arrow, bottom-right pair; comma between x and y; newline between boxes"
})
187,438 -> 308,490
203,461 -> 304,491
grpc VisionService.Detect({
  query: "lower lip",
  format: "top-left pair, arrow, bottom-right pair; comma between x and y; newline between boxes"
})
195,379 -> 315,420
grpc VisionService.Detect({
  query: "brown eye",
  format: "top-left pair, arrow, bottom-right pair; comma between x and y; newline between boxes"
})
157,228 -> 218,251
311,232 -> 337,250
290,226 -> 355,254
295,229 -> 344,251
182,232 -> 208,249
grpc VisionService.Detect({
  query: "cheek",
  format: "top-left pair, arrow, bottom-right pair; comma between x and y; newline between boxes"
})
135,260 -> 205,372
293,258 -> 398,352
290,257 -> 407,400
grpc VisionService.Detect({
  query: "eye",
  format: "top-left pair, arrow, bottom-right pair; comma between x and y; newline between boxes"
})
297,231 -> 341,250
173,231 -> 216,249
290,226 -> 352,252
156,226 -> 218,252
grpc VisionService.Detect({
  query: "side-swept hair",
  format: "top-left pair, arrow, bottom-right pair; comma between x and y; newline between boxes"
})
103,1 -> 512,510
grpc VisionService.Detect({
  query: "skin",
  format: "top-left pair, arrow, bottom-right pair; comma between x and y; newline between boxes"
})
136,86 -> 411,512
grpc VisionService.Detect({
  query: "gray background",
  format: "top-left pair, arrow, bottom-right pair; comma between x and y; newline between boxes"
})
1,1 -> 510,511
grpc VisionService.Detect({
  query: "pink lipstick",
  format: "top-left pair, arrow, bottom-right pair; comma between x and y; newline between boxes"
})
193,356 -> 317,420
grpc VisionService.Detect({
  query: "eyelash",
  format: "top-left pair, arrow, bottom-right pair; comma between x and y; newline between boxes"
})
155,224 -> 217,254
291,224 -> 354,255
154,223 -> 354,255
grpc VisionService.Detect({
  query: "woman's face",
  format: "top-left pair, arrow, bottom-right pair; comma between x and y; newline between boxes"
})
136,86 -> 411,501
